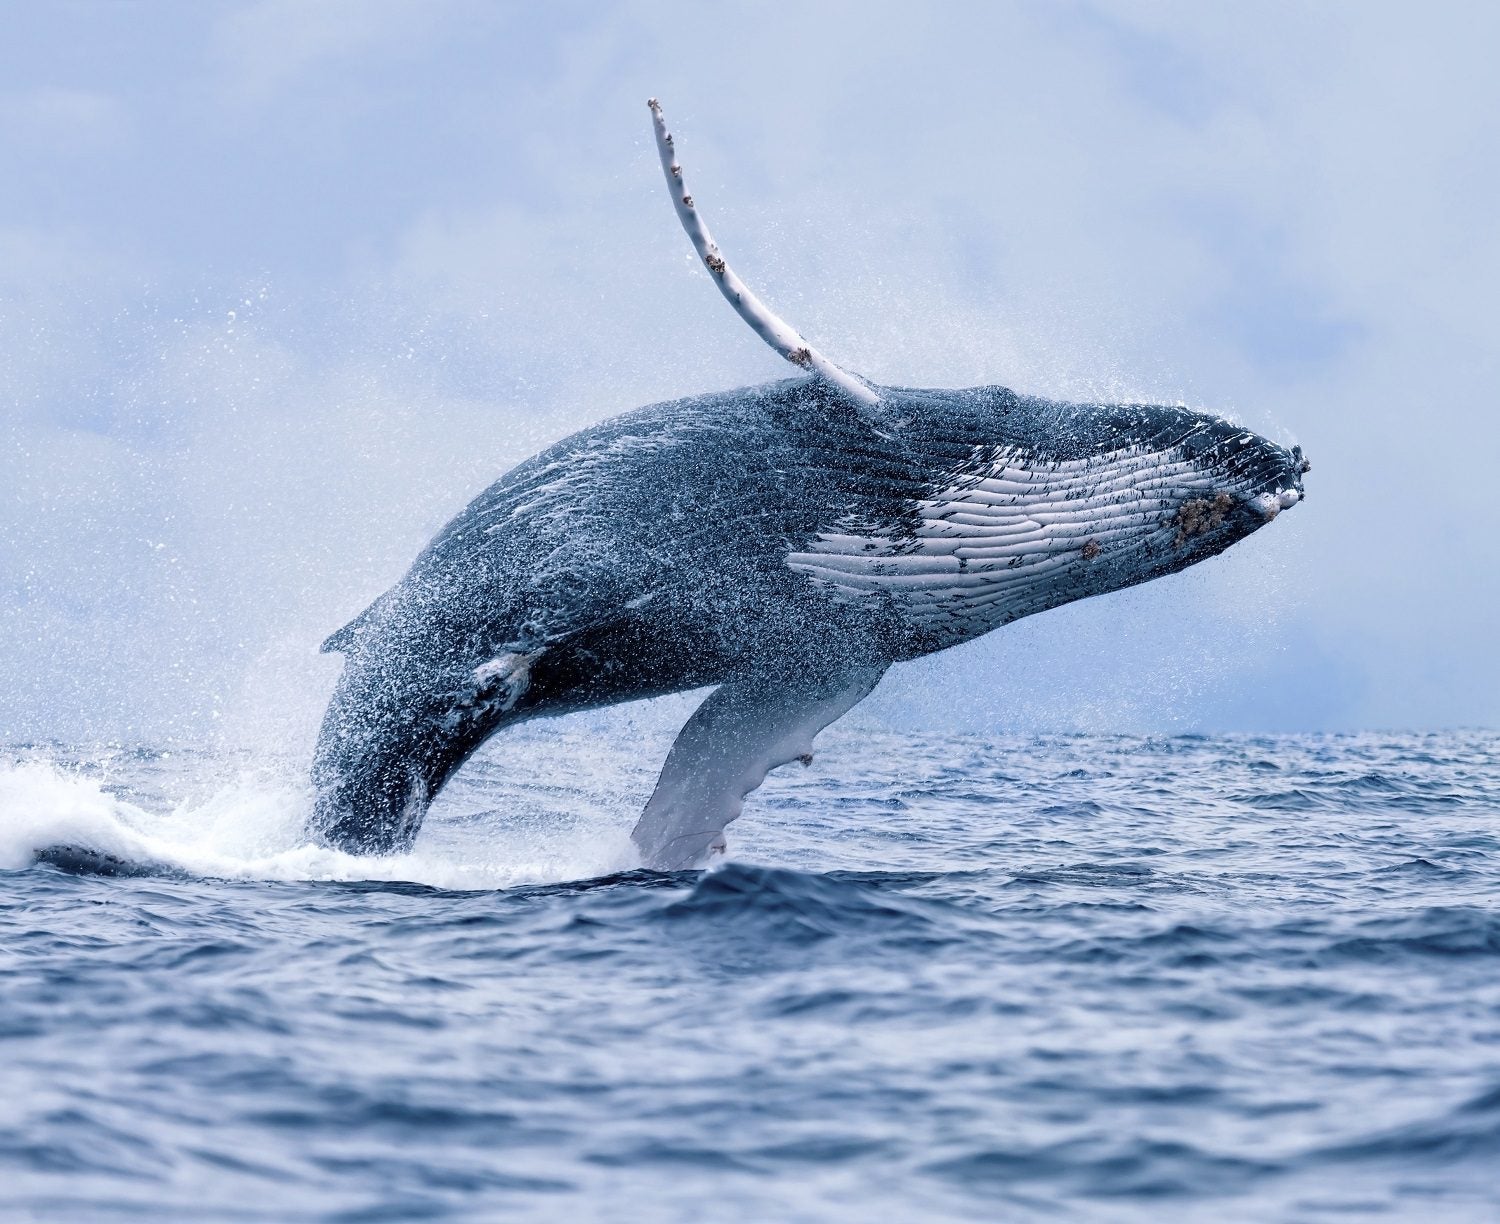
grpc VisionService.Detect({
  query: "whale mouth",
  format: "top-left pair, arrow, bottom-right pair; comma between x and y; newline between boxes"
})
1170,442 -> 1306,553
1225,439 -> 1308,530
1254,443 -> 1309,523
1171,483 -> 1295,547
1248,486 -> 1302,523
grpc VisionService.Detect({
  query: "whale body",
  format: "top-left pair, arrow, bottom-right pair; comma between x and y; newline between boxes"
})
312,99 -> 1308,868
311,379 -> 1305,867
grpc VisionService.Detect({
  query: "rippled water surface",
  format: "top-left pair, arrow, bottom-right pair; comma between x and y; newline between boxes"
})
3,728 -> 1498,1221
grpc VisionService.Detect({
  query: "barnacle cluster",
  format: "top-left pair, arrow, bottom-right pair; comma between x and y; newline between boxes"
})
1173,492 -> 1233,547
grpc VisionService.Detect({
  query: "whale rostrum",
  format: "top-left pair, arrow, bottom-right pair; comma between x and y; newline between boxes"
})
309,100 -> 1307,869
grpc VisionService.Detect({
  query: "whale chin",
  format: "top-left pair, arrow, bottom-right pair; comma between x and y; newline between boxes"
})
1249,486 -> 1303,522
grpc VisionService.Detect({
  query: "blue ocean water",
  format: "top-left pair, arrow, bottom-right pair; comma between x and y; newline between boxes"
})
2,726 -> 1498,1221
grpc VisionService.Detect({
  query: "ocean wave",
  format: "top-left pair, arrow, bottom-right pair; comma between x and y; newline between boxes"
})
5,729 -> 1500,1221
657,863 -> 953,947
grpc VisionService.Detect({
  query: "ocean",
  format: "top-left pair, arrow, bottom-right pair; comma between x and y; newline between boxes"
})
2,725 -> 1497,1221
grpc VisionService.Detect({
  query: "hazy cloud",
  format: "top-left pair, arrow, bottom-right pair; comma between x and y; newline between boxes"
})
0,86 -> 131,152
213,0 -> 453,104
1,0 -> 1495,743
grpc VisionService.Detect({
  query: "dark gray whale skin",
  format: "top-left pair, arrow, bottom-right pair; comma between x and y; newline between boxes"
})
311,378 -> 1305,855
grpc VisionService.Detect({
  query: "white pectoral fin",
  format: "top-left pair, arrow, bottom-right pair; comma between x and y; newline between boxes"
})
646,97 -> 880,411
630,662 -> 886,870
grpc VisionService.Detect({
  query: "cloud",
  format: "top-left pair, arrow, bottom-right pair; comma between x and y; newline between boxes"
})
0,87 -> 131,152
212,0 -> 464,105
1,0 -> 1496,740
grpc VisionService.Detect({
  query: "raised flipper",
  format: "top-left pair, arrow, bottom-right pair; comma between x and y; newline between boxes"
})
647,98 -> 881,412
630,661 -> 886,870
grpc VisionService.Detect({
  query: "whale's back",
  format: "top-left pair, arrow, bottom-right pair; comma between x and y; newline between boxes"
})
321,380 -> 926,660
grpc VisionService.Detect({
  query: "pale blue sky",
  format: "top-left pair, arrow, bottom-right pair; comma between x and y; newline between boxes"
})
2,1 -> 1496,745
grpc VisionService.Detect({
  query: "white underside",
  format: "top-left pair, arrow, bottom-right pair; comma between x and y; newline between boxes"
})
630,666 -> 884,870
788,443 -> 1218,646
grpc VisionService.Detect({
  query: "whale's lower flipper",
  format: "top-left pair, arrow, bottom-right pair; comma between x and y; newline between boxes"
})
630,660 -> 886,870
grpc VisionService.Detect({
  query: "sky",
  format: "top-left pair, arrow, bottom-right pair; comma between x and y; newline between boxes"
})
1,0 -> 1496,749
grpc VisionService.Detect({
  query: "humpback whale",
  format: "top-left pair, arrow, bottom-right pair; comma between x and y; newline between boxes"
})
311,100 -> 1307,869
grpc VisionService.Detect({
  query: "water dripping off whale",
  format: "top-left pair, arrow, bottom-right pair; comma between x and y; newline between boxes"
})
310,99 -> 1308,870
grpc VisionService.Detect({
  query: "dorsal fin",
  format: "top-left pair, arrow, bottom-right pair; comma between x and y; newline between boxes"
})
320,593 -> 387,654
647,98 -> 881,411
320,616 -> 364,654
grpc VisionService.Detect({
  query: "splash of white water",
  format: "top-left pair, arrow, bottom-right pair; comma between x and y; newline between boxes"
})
0,747 -> 641,890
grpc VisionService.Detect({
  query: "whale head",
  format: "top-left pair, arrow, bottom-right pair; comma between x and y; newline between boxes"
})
969,395 -> 1309,602
966,395 -> 1310,619
788,388 -> 1308,649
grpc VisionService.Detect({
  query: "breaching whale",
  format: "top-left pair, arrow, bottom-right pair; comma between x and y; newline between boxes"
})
311,99 -> 1308,869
